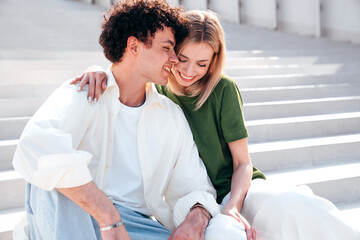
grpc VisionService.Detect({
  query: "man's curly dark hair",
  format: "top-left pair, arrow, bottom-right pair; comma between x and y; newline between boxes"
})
99,0 -> 188,63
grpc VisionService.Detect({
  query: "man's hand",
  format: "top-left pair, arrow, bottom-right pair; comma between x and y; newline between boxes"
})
169,206 -> 210,240
57,182 -> 131,240
223,205 -> 256,240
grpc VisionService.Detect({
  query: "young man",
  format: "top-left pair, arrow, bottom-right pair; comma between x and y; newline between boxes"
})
12,1 -> 220,239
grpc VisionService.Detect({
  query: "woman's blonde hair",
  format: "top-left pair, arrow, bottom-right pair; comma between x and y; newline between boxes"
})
167,10 -> 226,110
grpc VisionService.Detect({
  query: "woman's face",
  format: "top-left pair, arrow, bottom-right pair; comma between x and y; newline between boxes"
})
172,42 -> 214,88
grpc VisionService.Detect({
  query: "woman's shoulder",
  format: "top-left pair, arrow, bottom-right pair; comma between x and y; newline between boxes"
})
213,75 -> 239,96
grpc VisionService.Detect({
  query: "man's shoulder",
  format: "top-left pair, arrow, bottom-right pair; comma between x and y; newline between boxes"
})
32,80 -> 100,121
149,86 -> 187,122
157,91 -> 184,115
48,80 -> 91,106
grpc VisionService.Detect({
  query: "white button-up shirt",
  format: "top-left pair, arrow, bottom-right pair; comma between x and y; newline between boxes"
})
13,68 -> 219,230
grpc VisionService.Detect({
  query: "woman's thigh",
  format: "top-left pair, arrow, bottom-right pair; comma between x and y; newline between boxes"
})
236,179 -> 359,240
205,213 -> 247,240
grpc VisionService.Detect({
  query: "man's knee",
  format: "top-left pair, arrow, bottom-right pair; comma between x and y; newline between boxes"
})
26,184 -> 98,239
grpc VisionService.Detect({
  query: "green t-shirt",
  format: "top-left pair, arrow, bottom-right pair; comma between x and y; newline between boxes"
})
156,75 -> 265,203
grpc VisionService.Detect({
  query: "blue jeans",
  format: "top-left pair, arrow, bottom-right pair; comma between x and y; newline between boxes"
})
26,184 -> 171,240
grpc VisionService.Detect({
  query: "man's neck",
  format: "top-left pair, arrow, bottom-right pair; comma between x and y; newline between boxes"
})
112,63 -> 147,107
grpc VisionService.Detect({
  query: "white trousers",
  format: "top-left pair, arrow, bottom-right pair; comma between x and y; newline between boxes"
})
208,179 -> 359,240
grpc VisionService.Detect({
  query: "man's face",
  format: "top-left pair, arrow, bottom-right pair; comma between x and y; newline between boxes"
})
137,27 -> 178,86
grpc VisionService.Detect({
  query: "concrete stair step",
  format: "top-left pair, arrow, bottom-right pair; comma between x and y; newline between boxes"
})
3,111 -> 360,143
0,84 -> 59,99
6,55 -> 360,72
0,59 -> 109,72
0,140 -> 17,171
0,208 -> 25,240
2,95 -> 359,119
234,72 -> 360,88
337,201 -> 360,231
244,96 -> 360,120
4,114 -> 357,171
4,111 -> 358,145
5,48 -> 357,61
0,57 -> 110,72
241,83 -> 360,102
265,161 -> 360,204
0,117 -> 30,141
1,73 -> 359,99
226,55 -> 360,67
249,134 -> 360,172
0,98 -> 46,118
247,112 -> 360,143
225,63 -> 360,77
3,82 -> 359,106
0,170 -> 26,210
0,70 -> 83,85
0,50 -> 104,61
2,63 -> 360,85
226,49 -> 360,58
2,75 -> 359,102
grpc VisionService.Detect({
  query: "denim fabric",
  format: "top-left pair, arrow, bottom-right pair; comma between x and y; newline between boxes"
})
26,184 -> 97,240
92,204 -> 171,240
26,184 -> 171,240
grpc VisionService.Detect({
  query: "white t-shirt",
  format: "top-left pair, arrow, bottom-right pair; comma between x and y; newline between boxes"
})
106,98 -> 151,216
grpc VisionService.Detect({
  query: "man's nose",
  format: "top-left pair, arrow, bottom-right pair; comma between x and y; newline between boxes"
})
169,49 -> 179,64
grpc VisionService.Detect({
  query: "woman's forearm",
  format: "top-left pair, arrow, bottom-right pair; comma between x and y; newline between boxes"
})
226,138 -> 253,211
226,162 -> 252,211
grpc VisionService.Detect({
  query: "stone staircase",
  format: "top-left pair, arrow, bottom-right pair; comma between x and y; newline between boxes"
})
1,0 -> 360,239
226,49 -> 360,231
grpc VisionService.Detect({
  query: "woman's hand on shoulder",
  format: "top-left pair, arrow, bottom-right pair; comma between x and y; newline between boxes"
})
223,204 -> 256,240
71,65 -> 108,103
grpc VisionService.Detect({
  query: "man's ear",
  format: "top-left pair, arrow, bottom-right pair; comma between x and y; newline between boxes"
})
127,36 -> 139,56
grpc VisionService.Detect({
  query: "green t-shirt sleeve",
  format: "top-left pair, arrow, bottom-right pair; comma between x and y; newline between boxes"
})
220,77 -> 249,143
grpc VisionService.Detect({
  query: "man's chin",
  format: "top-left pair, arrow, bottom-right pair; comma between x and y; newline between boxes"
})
156,78 -> 168,86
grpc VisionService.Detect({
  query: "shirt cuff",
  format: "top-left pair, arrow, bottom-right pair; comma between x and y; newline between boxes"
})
172,191 -> 220,227
34,152 -> 93,190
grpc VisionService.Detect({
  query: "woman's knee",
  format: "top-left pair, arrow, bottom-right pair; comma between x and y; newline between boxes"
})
205,214 -> 247,240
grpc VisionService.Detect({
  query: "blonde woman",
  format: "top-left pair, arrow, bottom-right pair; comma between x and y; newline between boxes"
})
74,10 -> 359,240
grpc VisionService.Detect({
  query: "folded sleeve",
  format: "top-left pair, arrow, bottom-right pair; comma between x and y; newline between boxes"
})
220,78 -> 249,143
164,113 -> 220,227
12,81 -> 95,191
